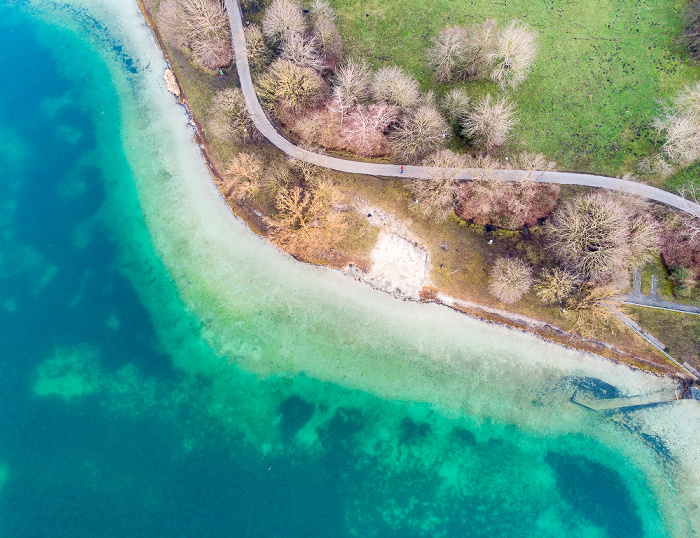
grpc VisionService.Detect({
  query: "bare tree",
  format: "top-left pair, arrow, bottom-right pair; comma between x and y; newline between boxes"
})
565,285 -> 623,337
545,192 -> 634,284
333,58 -> 372,114
341,103 -> 399,157
266,182 -> 347,259
309,0 -> 337,21
462,19 -> 498,79
682,0 -> 700,61
535,268 -> 577,304
209,88 -> 259,144
407,149 -> 467,222
245,24 -> 272,69
489,257 -> 534,304
261,0 -> 307,45
280,32 -> 325,71
441,88 -> 471,122
158,0 -> 232,71
652,82 -> 700,167
390,104 -> 450,162
256,59 -> 327,115
291,107 -> 343,148
313,15 -> 343,64
222,152 -> 264,197
461,93 -> 517,151
370,66 -> 420,110
487,20 -> 538,89
427,26 -> 468,82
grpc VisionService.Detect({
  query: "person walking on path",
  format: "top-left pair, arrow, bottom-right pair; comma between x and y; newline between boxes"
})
400,165 -> 404,174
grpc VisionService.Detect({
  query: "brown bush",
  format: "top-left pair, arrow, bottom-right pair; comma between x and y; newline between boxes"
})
313,15 -> 343,64
390,104 -> 449,163
455,180 -> 560,229
280,32 -> 325,71
256,59 -> 327,115
489,257 -> 533,304
158,0 -> 232,71
333,59 -> 372,107
682,0 -> 700,61
660,216 -> 700,279
427,26 -> 468,82
652,83 -> 700,165
291,106 -> 343,149
208,88 -> 259,144
462,19 -> 498,79
461,93 -> 517,151
261,0 -> 307,45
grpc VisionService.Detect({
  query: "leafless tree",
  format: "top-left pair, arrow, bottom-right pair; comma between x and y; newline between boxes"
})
462,19 -> 498,79
313,15 -> 343,64
565,285 -> 623,337
261,0 -> 307,45
682,0 -> 700,61
441,88 -> 471,122
209,88 -> 260,144
427,26 -> 468,82
158,0 -> 232,71
407,150 -> 467,222
390,104 -> 450,162
291,106 -> 343,148
266,182 -> 347,259
333,58 -> 372,113
256,59 -> 327,115
280,32 -> 325,71
489,257 -> 534,304
341,103 -> 399,157
487,20 -> 538,89
245,24 -> 272,69
222,152 -> 264,197
535,268 -> 577,304
652,82 -> 700,166
370,66 -> 420,110
545,192 -> 635,284
461,93 -> 517,151
309,0 -> 337,21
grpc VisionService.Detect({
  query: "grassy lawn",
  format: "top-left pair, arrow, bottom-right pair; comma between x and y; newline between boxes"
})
625,305 -> 700,371
332,0 -> 700,177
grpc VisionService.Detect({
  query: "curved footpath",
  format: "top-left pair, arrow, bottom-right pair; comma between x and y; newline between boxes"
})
224,0 -> 700,217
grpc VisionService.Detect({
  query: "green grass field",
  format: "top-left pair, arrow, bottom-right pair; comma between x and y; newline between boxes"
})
333,0 -> 700,177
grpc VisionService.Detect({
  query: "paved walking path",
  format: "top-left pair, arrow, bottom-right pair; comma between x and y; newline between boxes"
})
224,0 -> 700,217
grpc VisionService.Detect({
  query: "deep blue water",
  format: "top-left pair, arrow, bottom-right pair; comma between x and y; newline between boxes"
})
0,4 -> 674,537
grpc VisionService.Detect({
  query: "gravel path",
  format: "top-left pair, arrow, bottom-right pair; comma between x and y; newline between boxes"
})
224,0 -> 700,218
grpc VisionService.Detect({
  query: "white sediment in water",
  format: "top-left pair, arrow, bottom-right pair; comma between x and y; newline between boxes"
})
25,0 -> 700,534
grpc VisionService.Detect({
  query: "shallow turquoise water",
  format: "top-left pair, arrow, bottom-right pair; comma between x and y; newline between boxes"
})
0,2 -> 698,536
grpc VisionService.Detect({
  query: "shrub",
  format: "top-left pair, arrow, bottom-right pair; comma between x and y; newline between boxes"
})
535,268 -> 577,304
461,93 -> 517,151
309,0 -> 336,21
256,59 -> 327,115
370,66 -> 420,110
489,257 -> 533,304
390,104 -> 449,162
462,19 -> 498,79
407,150 -> 467,222
261,0 -> 306,45
291,107 -> 343,149
441,88 -> 471,122
208,88 -> 259,144
660,215 -> 700,279
488,21 -> 538,89
158,0 -> 232,71
682,0 -> 700,62
455,180 -> 560,229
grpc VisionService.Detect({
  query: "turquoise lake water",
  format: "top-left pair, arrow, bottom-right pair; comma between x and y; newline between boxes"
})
1,1 -> 699,536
